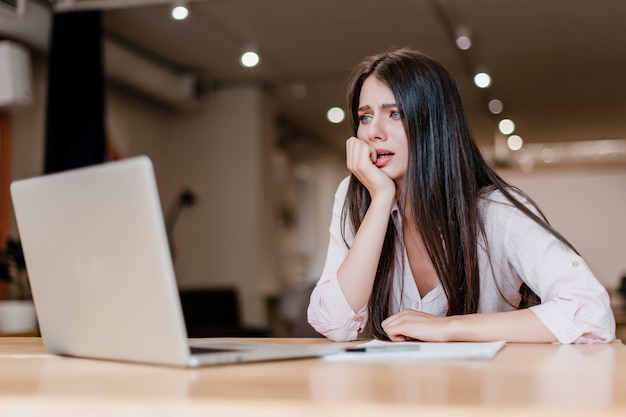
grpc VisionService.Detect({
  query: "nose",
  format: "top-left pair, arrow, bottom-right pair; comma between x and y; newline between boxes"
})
366,115 -> 386,143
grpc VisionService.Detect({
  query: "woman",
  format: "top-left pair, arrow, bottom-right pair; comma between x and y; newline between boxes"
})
307,48 -> 615,343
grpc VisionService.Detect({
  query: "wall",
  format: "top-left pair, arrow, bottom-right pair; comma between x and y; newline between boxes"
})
158,86 -> 278,328
289,143 -> 347,283
107,87 -> 174,185
109,84 -> 280,328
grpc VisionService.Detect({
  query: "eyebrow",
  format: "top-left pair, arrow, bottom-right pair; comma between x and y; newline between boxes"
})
357,103 -> 398,112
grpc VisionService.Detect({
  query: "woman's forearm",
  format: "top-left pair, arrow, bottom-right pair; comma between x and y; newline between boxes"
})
446,309 -> 558,343
383,308 -> 558,343
337,194 -> 395,312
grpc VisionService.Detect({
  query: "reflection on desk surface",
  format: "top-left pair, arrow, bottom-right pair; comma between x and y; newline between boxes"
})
0,337 -> 625,417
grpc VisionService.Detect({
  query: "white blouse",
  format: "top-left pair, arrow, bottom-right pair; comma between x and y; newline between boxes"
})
308,176 -> 616,343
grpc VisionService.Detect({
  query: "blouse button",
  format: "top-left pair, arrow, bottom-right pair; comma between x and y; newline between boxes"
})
355,315 -> 364,323
572,261 -> 580,267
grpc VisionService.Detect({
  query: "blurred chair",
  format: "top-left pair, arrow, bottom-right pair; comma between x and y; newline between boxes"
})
178,288 -> 267,337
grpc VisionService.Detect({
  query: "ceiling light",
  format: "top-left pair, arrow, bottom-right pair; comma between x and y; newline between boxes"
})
507,135 -> 523,151
171,1 -> 189,21
474,72 -> 492,88
240,50 -> 260,68
499,119 -> 515,135
327,107 -> 345,124
488,99 -> 503,115
456,35 -> 472,50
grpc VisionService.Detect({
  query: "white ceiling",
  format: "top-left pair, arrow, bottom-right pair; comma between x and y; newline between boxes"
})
57,0 -> 626,152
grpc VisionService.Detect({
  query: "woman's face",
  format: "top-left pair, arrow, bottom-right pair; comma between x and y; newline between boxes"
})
356,75 -> 409,188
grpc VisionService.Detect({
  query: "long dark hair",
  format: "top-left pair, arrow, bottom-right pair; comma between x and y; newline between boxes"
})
342,48 -> 576,339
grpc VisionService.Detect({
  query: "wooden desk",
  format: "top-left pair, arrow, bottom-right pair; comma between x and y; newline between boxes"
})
1,337 -> 625,417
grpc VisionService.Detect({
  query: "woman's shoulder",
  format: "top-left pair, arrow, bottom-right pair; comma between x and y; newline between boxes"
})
479,186 -> 531,209
479,186 -> 542,231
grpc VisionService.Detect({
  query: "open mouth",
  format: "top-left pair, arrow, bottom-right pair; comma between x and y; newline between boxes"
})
374,149 -> 394,167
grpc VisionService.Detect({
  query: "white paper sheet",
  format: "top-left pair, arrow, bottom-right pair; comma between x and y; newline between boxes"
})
324,339 -> 506,361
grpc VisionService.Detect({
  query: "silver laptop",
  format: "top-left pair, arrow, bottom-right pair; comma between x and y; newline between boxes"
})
10,156 -> 338,367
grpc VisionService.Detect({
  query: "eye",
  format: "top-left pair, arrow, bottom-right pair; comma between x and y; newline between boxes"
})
359,114 -> 373,123
390,110 -> 402,119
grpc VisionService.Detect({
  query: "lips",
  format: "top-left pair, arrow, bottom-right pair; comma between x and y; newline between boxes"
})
374,148 -> 394,168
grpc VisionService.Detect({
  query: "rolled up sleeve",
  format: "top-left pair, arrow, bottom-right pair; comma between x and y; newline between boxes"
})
500,200 -> 616,344
308,276 -> 368,341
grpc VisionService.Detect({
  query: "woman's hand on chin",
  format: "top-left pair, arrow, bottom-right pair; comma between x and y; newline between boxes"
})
346,136 -> 395,200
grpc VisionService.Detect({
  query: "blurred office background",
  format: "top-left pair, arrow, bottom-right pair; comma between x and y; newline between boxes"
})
1,0 -> 625,336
